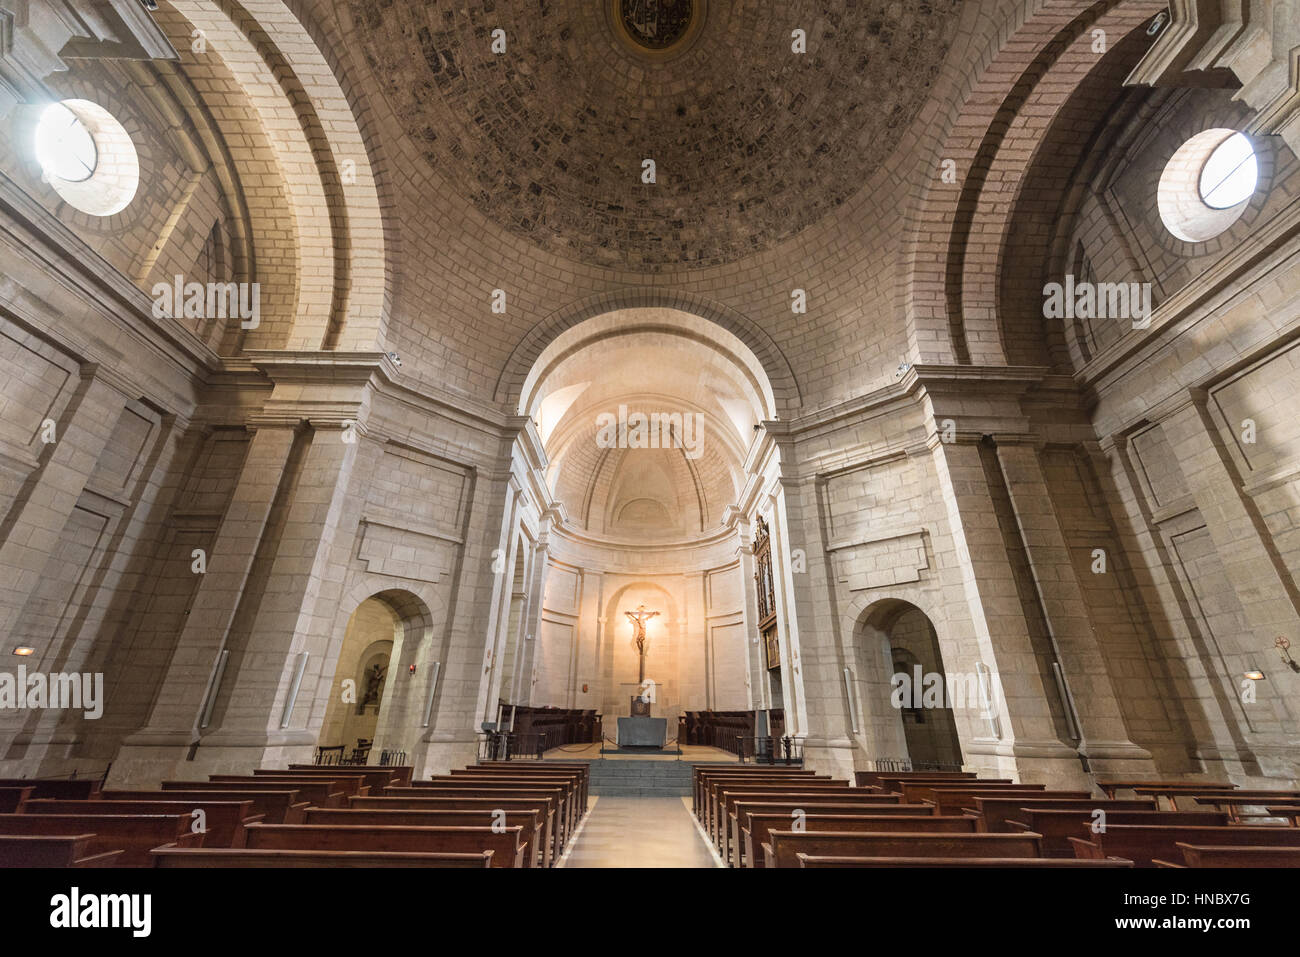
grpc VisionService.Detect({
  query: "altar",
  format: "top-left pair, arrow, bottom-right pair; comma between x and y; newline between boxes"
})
617,715 -> 667,749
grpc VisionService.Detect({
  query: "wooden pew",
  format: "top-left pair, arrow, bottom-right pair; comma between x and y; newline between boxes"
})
163,779 -> 341,808
21,798 -> 262,848
1007,809 -> 1229,857
969,796 -> 1157,833
445,769 -> 586,824
765,831 -> 1044,868
257,767 -> 396,793
211,773 -> 367,801
0,778 -> 100,799
1268,806 -> 1300,826
853,771 -> 977,789
0,787 -> 32,813
350,795 -> 560,865
152,846 -> 492,868
913,788 -> 1090,816
1071,824 -> 1300,867
796,853 -> 1133,868
742,814 -> 978,869
719,791 -> 908,863
1189,793 -> 1300,822
106,788 -> 307,825
0,813 -> 203,866
1096,780 -> 1235,808
241,823 -> 528,868
286,764 -> 414,787
1175,843 -> 1300,867
693,767 -> 817,816
397,784 -> 572,843
729,799 -> 935,866
0,834 -> 123,867
303,808 -> 547,868
476,762 -> 590,809
708,779 -> 846,842
900,781 -> 1055,805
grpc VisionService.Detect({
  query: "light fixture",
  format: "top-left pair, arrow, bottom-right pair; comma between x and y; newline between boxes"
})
12,646 -> 35,656
1243,670 -> 1265,681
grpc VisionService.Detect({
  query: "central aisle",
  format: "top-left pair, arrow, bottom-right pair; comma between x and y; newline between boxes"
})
560,796 -> 721,868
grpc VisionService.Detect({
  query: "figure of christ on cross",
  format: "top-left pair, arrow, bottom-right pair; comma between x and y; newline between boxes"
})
625,603 -> 660,684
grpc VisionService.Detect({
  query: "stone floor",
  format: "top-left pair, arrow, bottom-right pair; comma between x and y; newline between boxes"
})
559,796 -> 721,868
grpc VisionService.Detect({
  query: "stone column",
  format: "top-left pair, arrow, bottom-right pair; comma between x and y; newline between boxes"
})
926,434 -> 1086,787
195,417 -> 361,770
1160,390 -> 1300,642
995,440 -> 1153,774
416,465 -> 518,774
0,366 -> 128,638
110,420 -> 299,784
766,425 -> 856,778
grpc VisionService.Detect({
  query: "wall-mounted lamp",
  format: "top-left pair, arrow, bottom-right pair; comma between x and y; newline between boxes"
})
1275,636 -> 1299,674
1243,670 -> 1266,682
12,646 -> 35,657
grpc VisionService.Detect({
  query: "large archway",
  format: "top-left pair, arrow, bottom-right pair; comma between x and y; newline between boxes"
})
482,306 -> 794,754
851,599 -> 968,771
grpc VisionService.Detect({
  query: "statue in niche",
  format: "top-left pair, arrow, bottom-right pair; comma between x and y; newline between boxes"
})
359,661 -> 387,713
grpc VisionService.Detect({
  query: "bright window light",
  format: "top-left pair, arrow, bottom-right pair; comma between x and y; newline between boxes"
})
1198,132 -> 1257,209
34,102 -> 98,183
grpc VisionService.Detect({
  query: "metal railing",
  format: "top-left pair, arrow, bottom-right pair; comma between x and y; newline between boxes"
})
476,730 -> 547,762
312,746 -> 408,767
736,735 -> 803,765
866,757 -> 964,773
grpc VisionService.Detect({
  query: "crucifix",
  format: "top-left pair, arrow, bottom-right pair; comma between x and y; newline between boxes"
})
624,603 -> 660,684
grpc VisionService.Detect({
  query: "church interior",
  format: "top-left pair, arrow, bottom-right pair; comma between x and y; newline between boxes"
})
2,0 -> 1300,879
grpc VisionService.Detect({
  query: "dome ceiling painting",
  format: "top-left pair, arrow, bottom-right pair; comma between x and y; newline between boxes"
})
346,0 -> 962,269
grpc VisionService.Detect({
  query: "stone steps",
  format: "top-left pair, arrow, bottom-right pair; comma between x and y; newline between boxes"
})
585,759 -> 695,797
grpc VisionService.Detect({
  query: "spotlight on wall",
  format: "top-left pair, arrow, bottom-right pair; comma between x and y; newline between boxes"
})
1146,11 -> 1169,37
1243,670 -> 1266,681
1275,636 -> 1300,674
896,360 -> 912,378
12,646 -> 35,657
386,351 -> 402,367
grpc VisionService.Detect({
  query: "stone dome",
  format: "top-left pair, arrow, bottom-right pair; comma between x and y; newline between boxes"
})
346,0 -> 962,269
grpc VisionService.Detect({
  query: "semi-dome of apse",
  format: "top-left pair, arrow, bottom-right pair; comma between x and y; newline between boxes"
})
345,0 -> 962,269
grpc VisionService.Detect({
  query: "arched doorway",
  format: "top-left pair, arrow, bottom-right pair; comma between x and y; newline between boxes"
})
318,589 -> 438,765
320,598 -> 396,762
853,600 -> 965,770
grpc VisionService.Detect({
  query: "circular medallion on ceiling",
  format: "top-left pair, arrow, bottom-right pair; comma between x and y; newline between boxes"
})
612,0 -> 701,53
346,0 -> 962,270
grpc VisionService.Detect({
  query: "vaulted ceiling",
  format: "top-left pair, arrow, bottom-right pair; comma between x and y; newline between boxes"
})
526,309 -> 767,543
344,0 -> 962,269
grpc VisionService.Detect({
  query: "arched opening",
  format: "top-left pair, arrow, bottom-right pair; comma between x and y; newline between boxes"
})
853,600 -> 965,771
319,598 -> 396,763
318,589 -> 435,765
490,306 -> 788,755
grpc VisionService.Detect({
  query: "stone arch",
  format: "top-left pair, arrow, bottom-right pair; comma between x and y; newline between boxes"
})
316,583 -> 443,762
166,0 -> 389,351
901,0 -> 1166,367
847,597 -> 967,769
599,580 -> 681,718
492,289 -> 801,417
